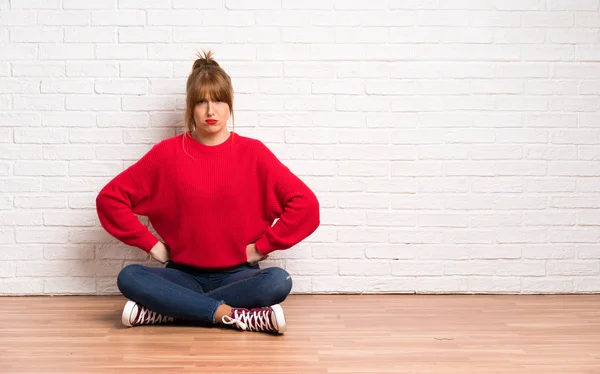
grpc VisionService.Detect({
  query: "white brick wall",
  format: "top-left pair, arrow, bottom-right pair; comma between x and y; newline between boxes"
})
1,1 -> 600,295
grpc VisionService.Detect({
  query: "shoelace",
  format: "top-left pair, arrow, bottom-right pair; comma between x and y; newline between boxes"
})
222,309 -> 274,332
135,306 -> 173,325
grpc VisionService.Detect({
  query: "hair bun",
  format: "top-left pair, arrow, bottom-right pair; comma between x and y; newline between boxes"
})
193,50 -> 219,71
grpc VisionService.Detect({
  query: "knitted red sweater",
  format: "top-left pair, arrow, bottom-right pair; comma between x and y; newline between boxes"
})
96,132 -> 320,268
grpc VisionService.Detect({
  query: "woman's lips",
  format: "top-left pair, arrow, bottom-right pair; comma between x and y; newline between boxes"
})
206,119 -> 218,125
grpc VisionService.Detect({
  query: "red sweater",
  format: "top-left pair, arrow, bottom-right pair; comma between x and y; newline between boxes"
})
96,132 -> 320,268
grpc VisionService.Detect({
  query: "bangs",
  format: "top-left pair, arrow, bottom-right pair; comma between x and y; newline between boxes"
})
191,74 -> 231,103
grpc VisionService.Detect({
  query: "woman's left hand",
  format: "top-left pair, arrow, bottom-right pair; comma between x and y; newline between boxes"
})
246,243 -> 268,265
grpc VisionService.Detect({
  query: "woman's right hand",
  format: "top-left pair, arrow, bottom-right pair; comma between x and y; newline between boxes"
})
150,241 -> 170,264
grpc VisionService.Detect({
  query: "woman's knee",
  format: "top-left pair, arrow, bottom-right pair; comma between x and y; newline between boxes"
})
261,267 -> 293,304
116,264 -> 146,294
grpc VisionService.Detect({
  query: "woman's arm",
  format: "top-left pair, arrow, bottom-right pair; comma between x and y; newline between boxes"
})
253,142 -> 320,256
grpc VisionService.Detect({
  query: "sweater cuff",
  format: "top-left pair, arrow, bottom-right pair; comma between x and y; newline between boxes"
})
255,234 -> 277,256
139,232 -> 161,253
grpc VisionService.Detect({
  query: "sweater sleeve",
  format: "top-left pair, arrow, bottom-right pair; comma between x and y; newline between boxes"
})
95,144 -> 162,253
254,142 -> 320,256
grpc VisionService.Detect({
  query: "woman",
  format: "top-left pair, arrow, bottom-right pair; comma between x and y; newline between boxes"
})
95,50 -> 320,334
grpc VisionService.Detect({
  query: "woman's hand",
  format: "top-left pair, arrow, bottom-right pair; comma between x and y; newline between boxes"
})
246,243 -> 268,265
150,241 -> 170,264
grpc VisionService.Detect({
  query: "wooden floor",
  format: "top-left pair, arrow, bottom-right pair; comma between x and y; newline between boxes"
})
0,295 -> 599,373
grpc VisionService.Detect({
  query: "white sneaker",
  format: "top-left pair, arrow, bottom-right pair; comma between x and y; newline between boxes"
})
121,300 -> 174,327
222,304 -> 286,334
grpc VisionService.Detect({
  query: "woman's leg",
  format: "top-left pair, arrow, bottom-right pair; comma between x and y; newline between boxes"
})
207,266 -> 293,309
116,264 -> 223,323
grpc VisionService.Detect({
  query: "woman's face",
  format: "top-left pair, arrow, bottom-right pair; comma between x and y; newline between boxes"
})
193,99 -> 230,136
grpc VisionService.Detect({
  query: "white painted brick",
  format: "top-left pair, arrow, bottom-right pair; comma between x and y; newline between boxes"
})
445,261 -> 495,275
472,79 -> 523,94
547,261 -> 599,276
0,178 -> 40,193
172,0 -> 224,8
523,46 -> 575,61
285,260 -> 338,276
69,228 -> 114,244
551,98 -> 600,112
64,0 -> 116,9
119,27 -> 170,43
45,278 -> 96,294
575,277 -> 600,292
576,13 -> 600,27
43,145 -> 95,160
549,228 -> 600,243
548,0 -> 599,11
338,260 -> 390,276
365,211 -> 416,227
13,95 -> 63,111
119,0 -> 170,8
96,44 -> 146,60
40,43 -> 94,60
41,79 -> 94,94
469,277 -> 521,293
98,113 -> 149,128
14,161 -> 67,176
64,27 -> 116,43
551,196 -> 600,209
418,177 -> 468,193
10,27 -> 62,42
310,244 -> 364,259
11,0 -> 59,8
447,196 -> 547,210
69,194 -> 97,209
284,160 -> 336,176
495,29 -> 546,44
469,246 -> 521,259
392,161 -> 443,176
578,179 -> 600,192
42,178 -> 96,193
418,213 -> 469,227
549,29 -> 600,44
66,62 -> 118,77
38,11 -> 90,25
470,11 -> 520,27
122,96 -> 176,111
549,161 -> 598,176
444,161 -> 495,176
0,279 -> 44,294
0,144 -> 42,159
69,161 -> 122,177
418,146 -> 469,160
0,79 -> 40,94
281,27 -> 333,43
523,246 -> 575,260
579,80 -> 600,94
0,211 -> 42,226
496,261 -> 546,276
579,147 -> 600,161
16,228 -> 69,244
0,245 -> 42,260
522,278 -> 574,293
0,11 -> 36,25
417,277 -> 468,293
14,128 -> 68,144
525,114 -> 577,128
66,95 -> 120,111
523,12 -> 574,27
0,43 -> 37,60
92,11 -> 145,26
43,211 -> 96,227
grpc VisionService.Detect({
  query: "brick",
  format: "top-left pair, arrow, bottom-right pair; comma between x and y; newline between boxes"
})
469,277 -> 521,293
119,27 -> 170,43
0,279 -> 43,294
339,260 -> 390,276
119,0 -> 170,8
42,177 -> 96,192
41,79 -> 94,94
14,161 -> 67,176
0,11 -> 36,25
64,0 -> 116,9
15,128 -> 68,144
66,95 -> 120,111
45,278 -> 96,294
66,62 -> 118,77
69,161 -> 123,176
0,112 -> 40,127
40,44 -> 94,60
92,11 -> 145,26
10,27 -> 62,42
96,44 -> 146,60
43,211 -> 97,226
522,278 -> 574,293
418,177 -> 468,193
285,260 -> 338,276
38,11 -> 90,25
547,0 -> 599,10
98,113 -> 149,128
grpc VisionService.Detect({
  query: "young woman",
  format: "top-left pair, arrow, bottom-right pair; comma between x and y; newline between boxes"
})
95,50 -> 320,334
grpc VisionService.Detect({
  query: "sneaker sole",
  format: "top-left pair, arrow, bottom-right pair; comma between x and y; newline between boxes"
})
121,300 -> 137,327
270,304 -> 286,334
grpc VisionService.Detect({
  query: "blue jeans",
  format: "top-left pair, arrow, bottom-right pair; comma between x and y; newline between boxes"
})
116,261 -> 293,324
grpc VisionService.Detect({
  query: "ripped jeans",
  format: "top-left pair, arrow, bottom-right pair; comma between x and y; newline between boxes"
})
116,261 -> 293,324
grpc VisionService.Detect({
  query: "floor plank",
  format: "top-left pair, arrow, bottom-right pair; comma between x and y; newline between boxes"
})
0,295 -> 599,373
